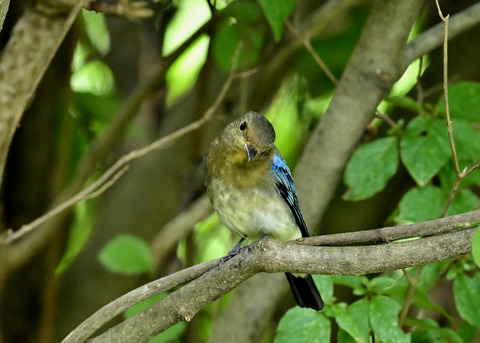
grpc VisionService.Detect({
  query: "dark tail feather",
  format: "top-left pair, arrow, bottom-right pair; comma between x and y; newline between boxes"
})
285,273 -> 324,311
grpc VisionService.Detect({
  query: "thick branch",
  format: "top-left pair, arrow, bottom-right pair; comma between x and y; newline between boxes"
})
64,210 -> 478,342
0,0 -> 83,186
89,228 -> 474,342
294,0 -> 424,230
304,209 -> 480,246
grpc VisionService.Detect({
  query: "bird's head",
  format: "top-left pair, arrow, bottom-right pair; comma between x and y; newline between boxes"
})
220,111 -> 276,164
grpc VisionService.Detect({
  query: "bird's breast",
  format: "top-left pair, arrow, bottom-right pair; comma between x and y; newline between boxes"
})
208,179 -> 301,242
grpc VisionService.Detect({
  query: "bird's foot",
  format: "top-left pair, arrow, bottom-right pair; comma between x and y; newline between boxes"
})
238,235 -> 269,264
220,237 -> 246,264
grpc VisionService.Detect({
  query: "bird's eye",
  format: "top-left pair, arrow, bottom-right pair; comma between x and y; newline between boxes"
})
239,121 -> 247,131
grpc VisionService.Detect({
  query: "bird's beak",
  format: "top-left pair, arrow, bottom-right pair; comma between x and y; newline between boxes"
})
246,144 -> 257,162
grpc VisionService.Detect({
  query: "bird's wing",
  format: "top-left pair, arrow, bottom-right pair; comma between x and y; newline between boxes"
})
271,154 -> 310,237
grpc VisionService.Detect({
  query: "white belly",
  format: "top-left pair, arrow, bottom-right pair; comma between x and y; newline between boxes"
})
209,180 -> 301,242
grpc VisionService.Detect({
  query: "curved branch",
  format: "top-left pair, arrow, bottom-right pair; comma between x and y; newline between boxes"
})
61,258 -> 221,343
89,228 -> 474,342
63,210 -> 478,342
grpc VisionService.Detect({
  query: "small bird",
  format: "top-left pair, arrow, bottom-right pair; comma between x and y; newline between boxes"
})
204,111 -> 323,311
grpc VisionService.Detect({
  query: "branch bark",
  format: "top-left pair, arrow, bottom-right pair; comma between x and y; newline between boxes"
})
63,209 -> 479,342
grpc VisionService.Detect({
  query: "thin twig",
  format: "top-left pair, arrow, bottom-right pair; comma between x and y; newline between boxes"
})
375,111 -> 398,130
398,266 -> 423,328
435,2 -> 460,178
285,21 -> 338,85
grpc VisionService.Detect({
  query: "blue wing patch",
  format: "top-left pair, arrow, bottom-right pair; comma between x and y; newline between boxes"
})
271,154 -> 309,237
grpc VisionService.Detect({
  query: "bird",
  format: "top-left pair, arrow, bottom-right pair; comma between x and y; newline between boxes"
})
204,111 -> 323,311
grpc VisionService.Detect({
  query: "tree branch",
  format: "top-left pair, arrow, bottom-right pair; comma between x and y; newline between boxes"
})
0,0 -> 84,187
402,2 -> 480,69
63,210 -> 478,342
294,0 -> 425,229
303,209 -> 480,246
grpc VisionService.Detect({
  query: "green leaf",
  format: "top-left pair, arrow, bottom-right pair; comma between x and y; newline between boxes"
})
451,120 -> 480,162
395,185 -> 445,223
165,36 -> 209,105
453,273 -> 480,328
369,296 -> 410,343
337,329 -> 356,343
331,275 -> 367,295
437,81 -> 480,122
405,317 -> 463,343
212,22 -> 263,72
82,9 -> 110,55
275,307 -> 330,343
56,202 -> 94,274
258,0 -> 296,41
457,321 -> 479,343
400,116 -> 451,186
416,260 -> 454,291
70,59 -> 115,96
472,227 -> 480,268
98,234 -> 153,275
446,189 -> 479,217
312,275 -> 334,304
368,276 -> 398,294
344,137 -> 398,201
334,300 -> 370,343
411,288 -> 452,320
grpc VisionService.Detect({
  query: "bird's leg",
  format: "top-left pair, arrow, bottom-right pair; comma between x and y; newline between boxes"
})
239,235 -> 269,263
220,237 -> 246,263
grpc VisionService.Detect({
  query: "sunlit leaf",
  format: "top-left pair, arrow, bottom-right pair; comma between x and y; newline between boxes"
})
166,36 -> 209,105
82,9 -> 110,55
98,234 -> 153,275
163,0 -> 210,55
70,60 -> 115,96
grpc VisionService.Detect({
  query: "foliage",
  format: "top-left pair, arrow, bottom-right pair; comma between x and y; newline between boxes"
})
63,4 -> 480,343
2,0 -> 480,342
